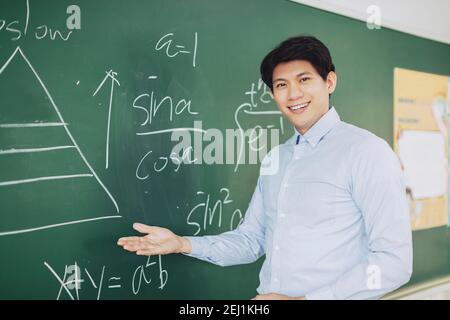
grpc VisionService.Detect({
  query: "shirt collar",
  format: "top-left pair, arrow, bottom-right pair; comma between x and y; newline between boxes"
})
291,106 -> 341,148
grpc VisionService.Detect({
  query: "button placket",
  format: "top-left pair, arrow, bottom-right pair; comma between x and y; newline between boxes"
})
270,153 -> 293,288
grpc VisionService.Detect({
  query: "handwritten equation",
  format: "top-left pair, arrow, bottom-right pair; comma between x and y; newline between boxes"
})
44,255 -> 167,300
155,32 -> 198,67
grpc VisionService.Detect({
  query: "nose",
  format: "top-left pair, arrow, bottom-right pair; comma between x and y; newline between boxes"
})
288,82 -> 304,101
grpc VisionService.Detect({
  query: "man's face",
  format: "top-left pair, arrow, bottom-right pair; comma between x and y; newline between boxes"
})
272,60 -> 337,135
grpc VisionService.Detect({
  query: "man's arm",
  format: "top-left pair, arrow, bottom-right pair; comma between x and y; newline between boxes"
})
306,138 -> 413,300
118,177 -> 267,267
184,177 -> 266,266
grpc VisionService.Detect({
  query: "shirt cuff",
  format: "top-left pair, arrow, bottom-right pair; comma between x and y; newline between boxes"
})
181,236 -> 206,258
305,285 -> 336,300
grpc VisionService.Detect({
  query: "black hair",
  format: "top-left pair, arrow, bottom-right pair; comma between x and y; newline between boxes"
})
260,35 -> 335,91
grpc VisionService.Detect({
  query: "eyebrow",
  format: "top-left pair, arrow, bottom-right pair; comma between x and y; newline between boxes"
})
272,72 -> 312,83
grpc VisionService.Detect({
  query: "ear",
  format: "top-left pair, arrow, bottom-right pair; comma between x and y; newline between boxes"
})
326,71 -> 337,94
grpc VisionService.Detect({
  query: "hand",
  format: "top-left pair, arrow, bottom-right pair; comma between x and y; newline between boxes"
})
117,223 -> 192,256
251,293 -> 305,300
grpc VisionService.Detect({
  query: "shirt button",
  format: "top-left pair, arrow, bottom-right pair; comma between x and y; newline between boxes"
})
275,245 -> 280,251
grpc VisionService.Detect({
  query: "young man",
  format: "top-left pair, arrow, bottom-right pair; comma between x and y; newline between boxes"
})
118,36 -> 413,300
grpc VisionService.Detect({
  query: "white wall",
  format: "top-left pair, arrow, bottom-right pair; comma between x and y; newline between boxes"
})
291,0 -> 450,44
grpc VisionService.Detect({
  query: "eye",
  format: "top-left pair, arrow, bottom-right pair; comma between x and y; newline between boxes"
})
275,83 -> 286,88
300,77 -> 310,83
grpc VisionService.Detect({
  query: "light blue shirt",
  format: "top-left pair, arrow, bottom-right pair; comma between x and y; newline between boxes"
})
185,107 -> 413,300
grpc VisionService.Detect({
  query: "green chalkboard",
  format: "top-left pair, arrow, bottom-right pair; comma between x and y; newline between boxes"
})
0,0 -> 449,299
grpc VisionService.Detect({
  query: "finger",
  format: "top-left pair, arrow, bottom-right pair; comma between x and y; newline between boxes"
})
117,236 -> 140,245
130,239 -> 161,251
118,241 -> 141,249
136,248 -> 161,256
117,239 -> 142,246
133,223 -> 158,234
136,250 -> 152,256
122,244 -> 140,252
122,241 -> 151,251
124,243 -> 150,252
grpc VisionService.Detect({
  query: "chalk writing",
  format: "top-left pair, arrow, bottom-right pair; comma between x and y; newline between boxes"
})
133,91 -> 198,128
155,32 -> 198,67
0,1 -> 77,41
233,78 -> 284,172
0,47 -> 120,237
93,69 -> 121,169
132,255 -> 168,295
186,187 -> 243,236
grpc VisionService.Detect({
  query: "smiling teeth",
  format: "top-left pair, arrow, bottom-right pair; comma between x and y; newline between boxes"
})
289,102 -> 309,110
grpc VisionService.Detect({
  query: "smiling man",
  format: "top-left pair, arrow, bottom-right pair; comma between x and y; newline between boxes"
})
271,60 -> 333,135
118,36 -> 413,300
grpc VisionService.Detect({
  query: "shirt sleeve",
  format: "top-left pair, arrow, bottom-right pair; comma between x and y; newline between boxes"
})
182,177 -> 266,267
306,137 -> 413,300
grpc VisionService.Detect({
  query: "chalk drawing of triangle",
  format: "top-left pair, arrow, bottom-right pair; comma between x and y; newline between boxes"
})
0,46 -> 121,236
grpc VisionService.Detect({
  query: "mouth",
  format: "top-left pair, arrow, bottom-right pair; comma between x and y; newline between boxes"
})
287,101 -> 310,114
